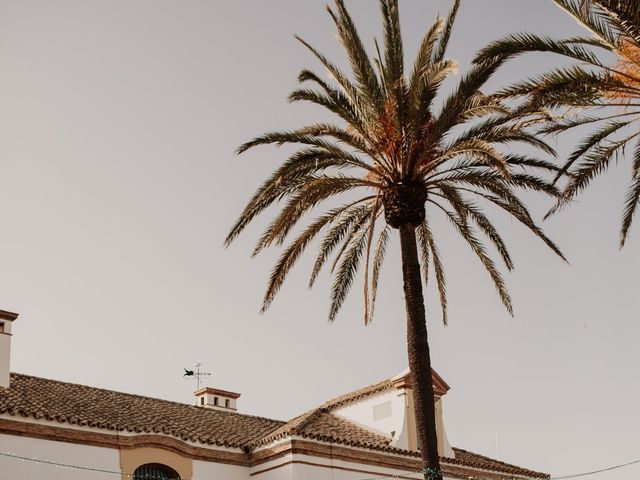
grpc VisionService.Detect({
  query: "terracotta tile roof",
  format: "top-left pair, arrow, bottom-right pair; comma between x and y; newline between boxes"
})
0,373 -> 548,478
252,376 -> 548,478
320,378 -> 394,410
0,374 -> 283,448
448,448 -> 549,479
249,408 -> 397,452
250,406 -> 548,478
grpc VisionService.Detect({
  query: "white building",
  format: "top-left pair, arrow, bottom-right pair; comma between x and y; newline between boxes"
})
0,309 -> 547,480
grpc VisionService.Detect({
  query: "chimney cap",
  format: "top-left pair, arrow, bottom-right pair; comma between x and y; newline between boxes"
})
0,311 -> 18,322
194,386 -> 241,399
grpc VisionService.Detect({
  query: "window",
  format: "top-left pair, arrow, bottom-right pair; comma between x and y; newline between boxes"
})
225,399 -> 230,408
0,322 -> 4,333
133,464 -> 179,480
200,397 -> 204,406
372,401 -> 392,421
213,397 -> 219,406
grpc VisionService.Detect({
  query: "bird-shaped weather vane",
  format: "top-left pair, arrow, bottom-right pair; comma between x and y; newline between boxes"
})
183,362 -> 212,390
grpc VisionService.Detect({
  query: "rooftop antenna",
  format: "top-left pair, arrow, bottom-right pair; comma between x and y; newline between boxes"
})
183,362 -> 212,391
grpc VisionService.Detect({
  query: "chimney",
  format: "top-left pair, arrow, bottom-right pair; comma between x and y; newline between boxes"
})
194,387 -> 240,412
0,310 -> 19,388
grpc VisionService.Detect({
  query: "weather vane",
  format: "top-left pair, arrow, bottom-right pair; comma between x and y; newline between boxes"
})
183,362 -> 212,390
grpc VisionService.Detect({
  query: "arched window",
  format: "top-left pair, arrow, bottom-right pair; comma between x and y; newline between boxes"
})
133,463 -> 180,480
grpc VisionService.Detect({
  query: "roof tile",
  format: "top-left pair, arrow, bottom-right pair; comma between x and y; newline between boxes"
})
0,374 -> 283,448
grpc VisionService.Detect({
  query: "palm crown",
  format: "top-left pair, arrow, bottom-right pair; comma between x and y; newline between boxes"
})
227,0 -> 563,324
476,0 -> 640,246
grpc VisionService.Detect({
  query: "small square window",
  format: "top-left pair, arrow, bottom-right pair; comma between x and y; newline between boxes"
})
373,401 -> 392,421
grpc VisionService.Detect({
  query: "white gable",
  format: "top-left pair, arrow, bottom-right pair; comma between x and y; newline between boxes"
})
332,370 -> 455,458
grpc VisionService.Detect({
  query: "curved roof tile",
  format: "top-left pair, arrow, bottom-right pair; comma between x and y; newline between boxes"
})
0,374 -> 283,448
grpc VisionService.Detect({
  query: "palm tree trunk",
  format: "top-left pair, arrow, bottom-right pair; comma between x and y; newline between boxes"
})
399,223 -> 441,480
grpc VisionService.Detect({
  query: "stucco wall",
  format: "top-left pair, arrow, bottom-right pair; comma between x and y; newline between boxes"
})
0,428 -> 254,480
250,454 -> 296,480
193,457 -> 249,480
290,452 -> 418,480
0,432 -> 120,480
0,332 -> 11,388
333,389 -> 406,447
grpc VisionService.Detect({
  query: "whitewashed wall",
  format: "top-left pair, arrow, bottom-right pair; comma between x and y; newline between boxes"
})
333,389 -> 408,448
0,430 -> 464,480
291,453 -> 416,480
250,456 -> 295,480
193,458 -> 249,480
0,322 -> 13,388
0,433 -> 120,480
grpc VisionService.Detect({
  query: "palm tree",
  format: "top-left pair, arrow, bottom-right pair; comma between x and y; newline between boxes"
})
226,1 -> 564,477
475,0 -> 640,246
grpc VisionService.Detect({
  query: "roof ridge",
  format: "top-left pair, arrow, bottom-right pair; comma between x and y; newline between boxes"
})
320,378 -> 394,411
450,447 -> 548,477
293,408 -> 325,431
9,372 -> 285,425
245,407 -> 321,448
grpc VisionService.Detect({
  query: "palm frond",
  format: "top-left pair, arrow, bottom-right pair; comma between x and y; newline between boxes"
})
474,32 -> 608,66
453,118 -> 557,157
416,222 -> 431,287
380,0 -> 404,90
429,139 -> 512,178
443,183 -> 567,262
553,120 -> 630,182
429,58 -> 502,142
329,211 -> 372,321
429,200 -> 513,315
253,175 -> 370,255
562,133 -> 639,200
293,70 -> 372,139
419,220 -> 448,325
435,186 -> 514,270
409,18 -> 444,104
553,0 -> 617,46
369,225 -> 390,323
295,35 -> 372,122
494,66 -> 610,107
308,203 -> 373,288
363,198 -> 382,324
329,0 -> 383,112
261,204 -> 355,311
432,0 -> 460,63
620,140 -> 640,246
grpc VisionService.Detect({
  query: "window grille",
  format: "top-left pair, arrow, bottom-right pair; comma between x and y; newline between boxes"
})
133,463 -> 180,480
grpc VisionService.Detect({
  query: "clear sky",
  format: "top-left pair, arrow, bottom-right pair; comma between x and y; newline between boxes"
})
1,1 -> 638,479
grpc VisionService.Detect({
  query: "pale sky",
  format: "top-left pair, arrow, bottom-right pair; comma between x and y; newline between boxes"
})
1,1 -> 638,479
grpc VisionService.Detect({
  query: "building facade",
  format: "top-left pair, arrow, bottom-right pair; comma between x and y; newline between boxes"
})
0,310 -> 548,480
